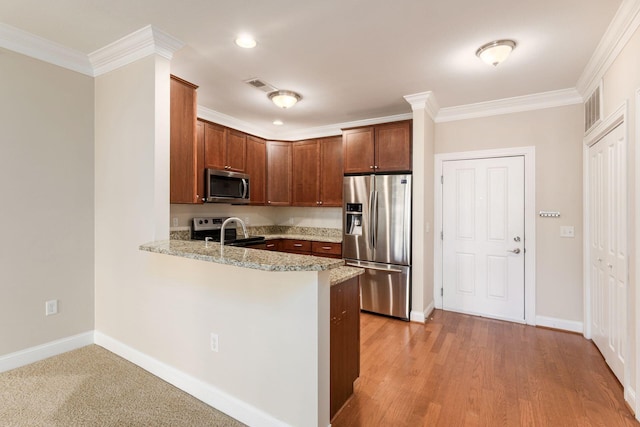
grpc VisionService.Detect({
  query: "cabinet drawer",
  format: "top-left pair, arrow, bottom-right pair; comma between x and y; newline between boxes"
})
281,239 -> 312,253
312,241 -> 342,256
264,240 -> 281,251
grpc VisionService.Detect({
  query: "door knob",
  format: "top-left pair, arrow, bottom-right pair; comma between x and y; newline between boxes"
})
509,248 -> 521,254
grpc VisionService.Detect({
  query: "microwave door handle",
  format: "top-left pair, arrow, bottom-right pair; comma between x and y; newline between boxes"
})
242,179 -> 249,199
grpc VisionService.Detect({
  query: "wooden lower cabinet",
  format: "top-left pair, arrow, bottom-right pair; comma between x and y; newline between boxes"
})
330,276 -> 360,419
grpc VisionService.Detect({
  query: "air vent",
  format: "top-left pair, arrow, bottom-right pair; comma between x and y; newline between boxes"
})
584,83 -> 602,134
244,78 -> 277,93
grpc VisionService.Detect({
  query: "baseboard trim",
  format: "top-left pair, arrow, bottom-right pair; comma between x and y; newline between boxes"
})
0,331 -> 94,373
94,331 -> 288,427
625,386 -> 636,416
410,301 -> 435,323
535,315 -> 583,334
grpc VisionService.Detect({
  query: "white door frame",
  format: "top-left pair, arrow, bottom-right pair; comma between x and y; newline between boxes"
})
434,146 -> 536,325
582,101 -> 630,407
636,88 -> 640,420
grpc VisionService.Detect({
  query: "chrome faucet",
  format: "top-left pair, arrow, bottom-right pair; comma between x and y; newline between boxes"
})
220,217 -> 248,247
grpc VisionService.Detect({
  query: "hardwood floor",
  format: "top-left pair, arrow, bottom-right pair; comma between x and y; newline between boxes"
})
331,310 -> 638,427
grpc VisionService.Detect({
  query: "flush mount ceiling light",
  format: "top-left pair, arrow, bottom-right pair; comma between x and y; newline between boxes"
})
476,39 -> 516,67
235,35 -> 257,49
268,90 -> 302,109
273,119 -> 284,126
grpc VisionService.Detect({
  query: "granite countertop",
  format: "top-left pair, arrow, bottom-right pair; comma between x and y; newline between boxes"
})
140,239 -> 344,272
329,266 -> 364,286
262,233 -> 342,243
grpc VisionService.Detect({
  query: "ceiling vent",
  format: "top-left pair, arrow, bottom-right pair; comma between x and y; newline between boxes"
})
584,83 -> 603,134
244,78 -> 277,93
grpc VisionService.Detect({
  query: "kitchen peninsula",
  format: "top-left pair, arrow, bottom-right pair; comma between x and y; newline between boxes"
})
138,238 -> 361,426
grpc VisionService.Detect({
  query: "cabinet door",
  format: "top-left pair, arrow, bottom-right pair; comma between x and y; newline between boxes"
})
266,141 -> 292,206
319,136 -> 343,206
226,129 -> 247,172
170,76 -> 200,204
375,120 -> 411,172
311,241 -> 342,258
246,135 -> 266,205
203,122 -> 225,170
292,140 -> 320,206
330,277 -> 360,419
343,127 -> 374,174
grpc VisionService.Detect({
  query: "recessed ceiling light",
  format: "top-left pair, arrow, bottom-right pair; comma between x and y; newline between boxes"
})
235,35 -> 257,49
273,120 -> 284,126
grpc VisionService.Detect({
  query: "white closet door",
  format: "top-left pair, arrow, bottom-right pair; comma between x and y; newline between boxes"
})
442,156 -> 525,322
589,123 -> 626,384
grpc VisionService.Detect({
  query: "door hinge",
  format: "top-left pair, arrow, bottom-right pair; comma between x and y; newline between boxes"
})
440,231 -> 443,240
441,175 -> 444,184
440,288 -> 443,296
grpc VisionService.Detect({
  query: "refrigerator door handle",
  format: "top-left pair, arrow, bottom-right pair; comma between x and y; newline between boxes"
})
346,262 -> 404,274
372,190 -> 378,249
369,190 -> 376,249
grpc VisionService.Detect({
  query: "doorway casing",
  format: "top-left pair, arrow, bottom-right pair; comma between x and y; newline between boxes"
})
434,146 -> 537,325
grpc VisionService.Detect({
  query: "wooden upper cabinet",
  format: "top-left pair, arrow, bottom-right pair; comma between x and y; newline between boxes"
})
203,122 -> 225,170
292,140 -> 321,206
319,136 -> 344,206
246,135 -> 266,205
342,120 -> 411,174
375,120 -> 412,172
226,129 -> 247,172
343,127 -> 374,174
170,75 -> 201,204
195,120 -> 205,203
203,123 -> 247,172
266,141 -> 292,206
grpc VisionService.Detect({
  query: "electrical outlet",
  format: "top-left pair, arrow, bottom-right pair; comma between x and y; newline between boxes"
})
45,299 -> 58,316
172,217 -> 179,227
210,333 -> 219,352
560,226 -> 575,238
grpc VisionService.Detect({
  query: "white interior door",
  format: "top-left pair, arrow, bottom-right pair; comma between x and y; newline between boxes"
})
588,123 -> 626,384
442,156 -> 525,322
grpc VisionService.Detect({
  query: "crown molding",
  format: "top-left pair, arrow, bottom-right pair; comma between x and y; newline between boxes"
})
198,106 -> 276,140
576,0 -> 640,97
435,88 -> 583,123
89,25 -> 184,76
275,113 -> 413,141
0,22 -> 93,75
403,91 -> 440,120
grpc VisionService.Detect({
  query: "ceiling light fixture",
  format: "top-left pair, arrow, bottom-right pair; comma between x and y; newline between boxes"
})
235,35 -> 257,49
268,90 -> 302,109
476,39 -> 516,67
273,120 -> 284,126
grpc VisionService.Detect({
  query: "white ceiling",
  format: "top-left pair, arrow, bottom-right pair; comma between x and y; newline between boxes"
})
0,0 -> 623,133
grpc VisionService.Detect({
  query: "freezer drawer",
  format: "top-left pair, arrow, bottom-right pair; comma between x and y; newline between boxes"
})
345,260 -> 411,320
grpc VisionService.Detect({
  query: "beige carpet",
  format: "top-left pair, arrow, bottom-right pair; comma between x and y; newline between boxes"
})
0,345 -> 246,427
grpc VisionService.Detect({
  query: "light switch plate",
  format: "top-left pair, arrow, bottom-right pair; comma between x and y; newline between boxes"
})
560,226 -> 575,238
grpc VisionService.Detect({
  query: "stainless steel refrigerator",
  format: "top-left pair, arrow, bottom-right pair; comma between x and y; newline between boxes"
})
343,174 -> 412,320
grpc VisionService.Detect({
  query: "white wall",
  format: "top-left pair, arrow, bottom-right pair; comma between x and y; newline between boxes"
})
0,51 -> 95,356
435,105 -> 585,323
170,204 -> 341,229
94,54 -> 330,427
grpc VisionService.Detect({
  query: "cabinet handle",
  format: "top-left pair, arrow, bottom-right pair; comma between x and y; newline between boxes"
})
293,244 -> 303,247
374,165 -> 379,169
268,201 -> 271,204
321,246 -> 331,250
370,165 -> 374,169
266,244 -> 275,248
319,201 -> 323,205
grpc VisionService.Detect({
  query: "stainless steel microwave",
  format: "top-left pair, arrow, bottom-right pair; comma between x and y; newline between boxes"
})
205,169 -> 250,204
